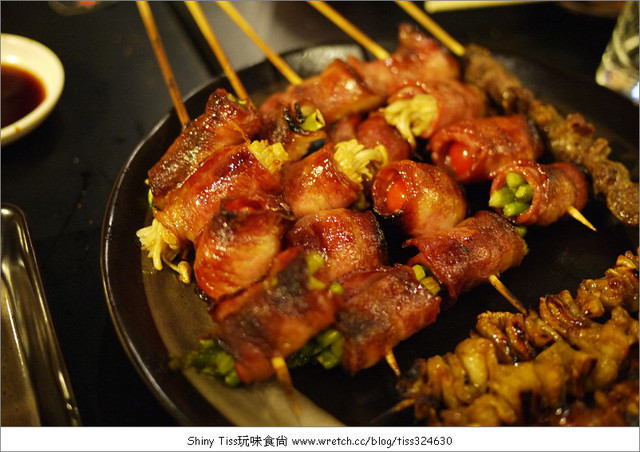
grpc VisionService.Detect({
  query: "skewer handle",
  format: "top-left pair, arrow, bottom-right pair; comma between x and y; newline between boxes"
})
136,1 -> 190,127
216,1 -> 303,85
395,0 -> 466,57
308,1 -> 390,60
184,1 -> 249,101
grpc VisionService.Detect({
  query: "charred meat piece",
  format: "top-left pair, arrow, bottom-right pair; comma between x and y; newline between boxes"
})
154,143 -> 283,245
347,23 -> 460,98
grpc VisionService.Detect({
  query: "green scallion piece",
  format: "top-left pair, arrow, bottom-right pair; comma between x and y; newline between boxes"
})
514,184 -> 534,203
506,172 -> 527,189
489,186 -> 516,208
503,201 -> 530,217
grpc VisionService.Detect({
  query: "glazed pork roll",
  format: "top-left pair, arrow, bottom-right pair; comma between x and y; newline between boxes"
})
286,209 -> 387,282
194,196 -> 292,302
371,160 -> 467,236
148,89 -> 262,208
404,211 -> 526,299
489,160 -> 589,226
428,114 -> 544,184
336,264 -> 441,375
154,143 -> 283,245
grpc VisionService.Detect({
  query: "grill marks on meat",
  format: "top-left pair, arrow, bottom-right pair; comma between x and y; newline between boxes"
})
285,209 -> 387,283
148,89 -> 262,208
463,44 -> 639,226
336,265 -> 441,375
212,248 -> 344,384
154,143 -> 283,244
428,114 -> 544,183
397,251 -> 639,426
371,160 -> 467,236
404,211 -> 526,299
490,161 -> 589,226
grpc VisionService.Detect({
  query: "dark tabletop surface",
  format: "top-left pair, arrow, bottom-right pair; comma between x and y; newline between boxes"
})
0,1 -> 626,426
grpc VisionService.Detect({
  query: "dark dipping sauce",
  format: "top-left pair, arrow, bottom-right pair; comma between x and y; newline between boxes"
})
1,63 -> 46,128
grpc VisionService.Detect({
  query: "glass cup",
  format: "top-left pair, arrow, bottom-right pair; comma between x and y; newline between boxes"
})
596,1 -> 639,103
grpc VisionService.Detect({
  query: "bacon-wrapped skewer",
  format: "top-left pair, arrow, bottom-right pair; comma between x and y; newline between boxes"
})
330,112 -> 413,162
489,160 -> 590,227
193,195 -> 293,303
346,23 -> 459,98
404,211 -> 527,300
209,247 -> 345,385
285,208 -> 388,282
427,114 -> 544,184
335,265 -> 442,375
371,160 -> 467,237
281,139 -> 388,218
154,141 -> 287,245
258,23 -> 458,127
148,89 -> 262,208
381,79 -> 487,148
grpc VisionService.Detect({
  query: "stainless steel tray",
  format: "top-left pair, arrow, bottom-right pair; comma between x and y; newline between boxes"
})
1,203 -> 81,426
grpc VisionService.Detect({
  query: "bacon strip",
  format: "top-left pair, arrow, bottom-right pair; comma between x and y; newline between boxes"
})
212,248 -> 344,383
387,79 -> 487,139
281,143 -> 360,218
490,160 -> 589,226
371,160 -> 467,236
154,143 -> 282,244
285,209 -> 387,283
347,23 -> 460,97
193,196 -> 292,302
148,89 -> 261,208
336,265 -> 441,375
404,211 -> 526,299
428,114 -> 544,184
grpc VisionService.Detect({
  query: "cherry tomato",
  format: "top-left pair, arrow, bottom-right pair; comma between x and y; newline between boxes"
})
448,141 -> 474,175
386,178 -> 408,212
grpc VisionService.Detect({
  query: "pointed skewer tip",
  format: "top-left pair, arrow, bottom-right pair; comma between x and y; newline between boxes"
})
567,205 -> 597,231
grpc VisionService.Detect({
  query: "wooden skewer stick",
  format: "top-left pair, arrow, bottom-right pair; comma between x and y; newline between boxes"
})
271,356 -> 301,417
184,1 -> 249,101
396,1 -> 598,233
136,1 -> 190,127
307,1 -> 390,60
567,206 -> 597,231
215,1 -> 302,86
488,275 -> 527,315
385,350 -> 402,376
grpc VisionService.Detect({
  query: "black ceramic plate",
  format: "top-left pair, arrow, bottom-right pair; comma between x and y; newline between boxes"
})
101,44 -> 639,426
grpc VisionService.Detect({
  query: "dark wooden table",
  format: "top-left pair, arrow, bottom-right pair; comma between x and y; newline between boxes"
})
0,1 -> 624,425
